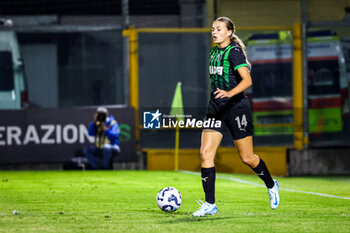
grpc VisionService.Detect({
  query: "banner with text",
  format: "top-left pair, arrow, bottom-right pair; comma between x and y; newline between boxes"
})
0,107 -> 136,164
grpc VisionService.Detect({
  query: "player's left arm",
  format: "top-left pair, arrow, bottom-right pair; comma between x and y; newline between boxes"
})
214,66 -> 252,99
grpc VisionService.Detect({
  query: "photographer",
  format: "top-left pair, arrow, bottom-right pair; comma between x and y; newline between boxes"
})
83,107 -> 120,169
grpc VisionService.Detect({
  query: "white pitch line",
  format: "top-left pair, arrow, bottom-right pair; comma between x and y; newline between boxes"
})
180,170 -> 350,200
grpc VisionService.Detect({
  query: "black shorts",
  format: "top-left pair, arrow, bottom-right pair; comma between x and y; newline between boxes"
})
205,95 -> 254,140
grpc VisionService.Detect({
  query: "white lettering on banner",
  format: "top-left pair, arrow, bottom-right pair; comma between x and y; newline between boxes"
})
62,124 -> 78,144
56,125 -> 62,144
23,125 -> 40,145
7,126 -> 22,145
79,124 -> 94,144
41,125 -> 55,144
0,126 -> 5,145
0,124 -> 94,146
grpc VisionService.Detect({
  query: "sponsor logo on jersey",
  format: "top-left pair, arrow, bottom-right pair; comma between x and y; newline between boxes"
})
209,66 -> 223,75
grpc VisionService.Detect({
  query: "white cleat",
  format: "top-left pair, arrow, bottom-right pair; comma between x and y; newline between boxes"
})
192,200 -> 218,217
268,180 -> 280,210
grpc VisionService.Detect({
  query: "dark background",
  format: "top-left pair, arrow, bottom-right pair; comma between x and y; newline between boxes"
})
0,0 -> 180,15
0,107 -> 136,164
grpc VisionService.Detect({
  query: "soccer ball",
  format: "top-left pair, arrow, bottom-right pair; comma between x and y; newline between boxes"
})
156,187 -> 182,212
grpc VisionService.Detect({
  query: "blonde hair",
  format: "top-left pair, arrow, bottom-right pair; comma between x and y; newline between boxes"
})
215,16 -> 251,68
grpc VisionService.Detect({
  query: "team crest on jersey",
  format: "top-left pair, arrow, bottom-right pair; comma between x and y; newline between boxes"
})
216,53 -> 222,61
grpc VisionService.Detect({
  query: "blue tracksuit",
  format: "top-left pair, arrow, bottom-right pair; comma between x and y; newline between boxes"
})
84,116 -> 120,169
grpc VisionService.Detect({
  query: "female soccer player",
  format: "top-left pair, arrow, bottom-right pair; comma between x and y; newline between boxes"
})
192,16 -> 280,217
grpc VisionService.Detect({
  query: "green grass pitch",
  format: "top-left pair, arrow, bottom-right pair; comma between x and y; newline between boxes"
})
0,171 -> 349,233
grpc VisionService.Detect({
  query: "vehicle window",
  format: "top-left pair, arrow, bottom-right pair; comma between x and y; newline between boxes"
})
0,51 -> 14,91
251,62 -> 292,98
308,59 -> 340,95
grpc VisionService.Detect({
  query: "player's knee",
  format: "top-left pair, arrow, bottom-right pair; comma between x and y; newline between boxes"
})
200,147 -> 214,163
240,155 -> 255,167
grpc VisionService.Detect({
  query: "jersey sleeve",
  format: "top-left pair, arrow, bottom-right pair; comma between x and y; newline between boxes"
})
228,46 -> 249,71
88,122 -> 96,136
105,122 -> 119,143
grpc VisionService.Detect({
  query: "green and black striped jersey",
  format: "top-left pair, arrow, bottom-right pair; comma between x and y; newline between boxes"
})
209,43 -> 249,93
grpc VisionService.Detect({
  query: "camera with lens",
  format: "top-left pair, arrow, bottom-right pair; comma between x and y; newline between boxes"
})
95,112 -> 107,126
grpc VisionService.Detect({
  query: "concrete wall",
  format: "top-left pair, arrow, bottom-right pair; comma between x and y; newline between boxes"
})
147,147 -> 350,176
206,0 -> 350,27
288,149 -> 350,176
146,147 -> 287,176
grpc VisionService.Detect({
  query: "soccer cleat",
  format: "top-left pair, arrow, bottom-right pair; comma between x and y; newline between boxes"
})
268,180 -> 280,210
192,200 -> 218,217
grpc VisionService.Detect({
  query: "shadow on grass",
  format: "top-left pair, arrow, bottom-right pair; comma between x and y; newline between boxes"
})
161,214 -> 235,224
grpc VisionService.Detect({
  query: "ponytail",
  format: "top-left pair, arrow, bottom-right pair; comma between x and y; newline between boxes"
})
231,34 -> 251,69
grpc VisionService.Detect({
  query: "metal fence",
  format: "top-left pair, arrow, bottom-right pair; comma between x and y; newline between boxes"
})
2,25 -> 349,148
125,26 -> 350,149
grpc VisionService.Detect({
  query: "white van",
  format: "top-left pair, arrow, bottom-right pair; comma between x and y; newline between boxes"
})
0,31 -> 27,109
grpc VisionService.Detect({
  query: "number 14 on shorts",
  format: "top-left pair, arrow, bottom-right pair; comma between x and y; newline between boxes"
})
235,114 -> 247,131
